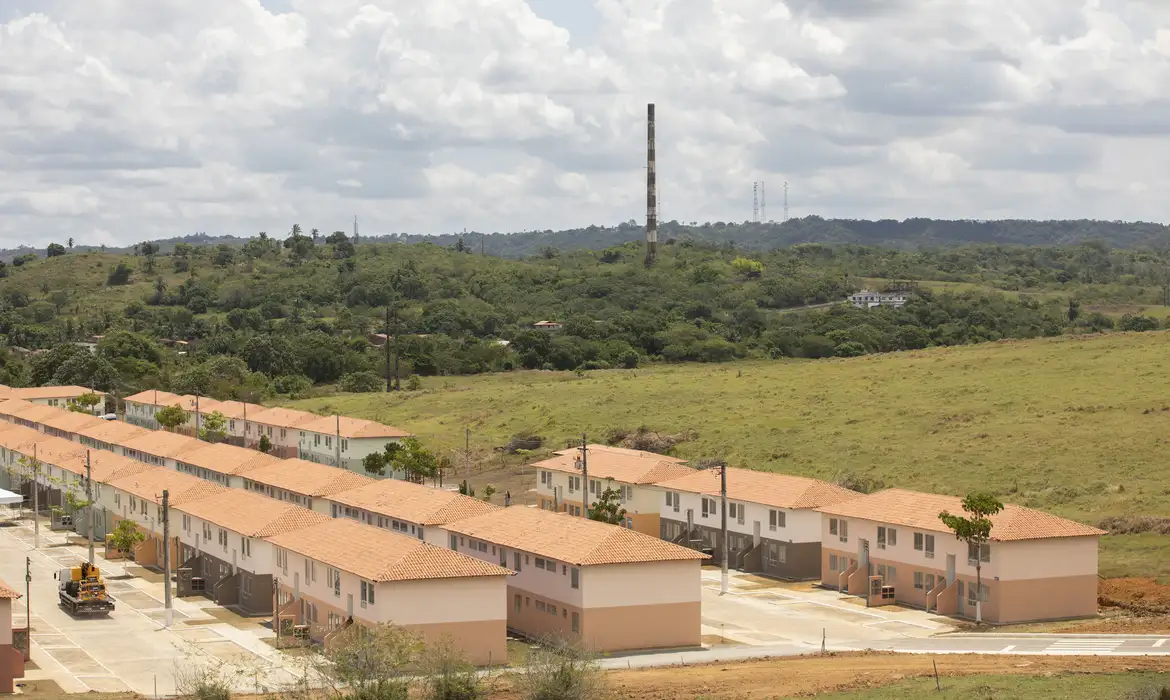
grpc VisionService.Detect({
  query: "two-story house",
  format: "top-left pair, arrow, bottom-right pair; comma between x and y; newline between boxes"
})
38,410 -> 104,441
103,468 -> 228,567
532,444 -> 693,535
323,479 -> 498,545
0,423 -> 63,498
0,578 -> 23,694
75,419 -> 150,453
654,467 -> 859,580
241,459 -> 374,514
816,488 -> 1106,623
0,399 -> 62,430
244,407 -> 319,458
118,431 -> 204,467
10,386 -> 106,413
170,442 -> 282,488
441,506 -> 708,652
296,416 -> 411,474
123,390 -> 193,429
174,490 -> 329,615
267,518 -> 512,664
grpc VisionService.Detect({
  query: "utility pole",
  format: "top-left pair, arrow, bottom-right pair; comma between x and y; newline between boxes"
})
580,434 -> 589,518
384,306 -> 392,392
464,428 -> 470,484
194,394 -> 200,439
24,557 -> 31,658
161,489 -> 172,628
392,302 -> 401,390
85,450 -> 94,566
714,460 -> 729,595
31,445 -> 39,550
334,416 -> 342,469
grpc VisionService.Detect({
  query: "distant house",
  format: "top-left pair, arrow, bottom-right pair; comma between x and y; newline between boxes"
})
849,290 -> 907,309
0,577 -> 23,693
533,321 -> 562,331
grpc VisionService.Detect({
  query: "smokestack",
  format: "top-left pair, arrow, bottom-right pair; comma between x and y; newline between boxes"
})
353,215 -> 359,245
646,103 -> 657,265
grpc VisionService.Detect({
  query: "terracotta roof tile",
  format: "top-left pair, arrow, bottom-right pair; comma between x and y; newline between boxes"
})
119,431 -> 204,459
40,410 -> 105,434
74,420 -> 150,445
242,459 -> 375,497
0,402 -> 64,424
174,442 -> 282,476
535,444 -> 694,485
445,507 -> 709,566
326,479 -> 499,526
247,407 -> 320,430
655,467 -> 859,510
266,519 -> 510,583
107,468 -> 227,505
0,398 -> 39,418
197,400 -> 262,421
0,577 -> 21,599
815,489 -> 1107,542
298,415 -> 411,440
176,490 -> 329,537
14,386 -> 100,400
124,390 -> 186,406
0,425 -> 59,453
88,452 -> 154,483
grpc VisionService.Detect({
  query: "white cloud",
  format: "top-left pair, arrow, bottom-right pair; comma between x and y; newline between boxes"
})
1,0 -> 1170,246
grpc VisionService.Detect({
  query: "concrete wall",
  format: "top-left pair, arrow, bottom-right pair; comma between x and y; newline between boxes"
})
0,598 -> 10,646
662,490 -> 822,544
445,532 -> 584,609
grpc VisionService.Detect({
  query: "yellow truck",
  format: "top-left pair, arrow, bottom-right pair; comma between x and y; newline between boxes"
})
56,562 -> 115,616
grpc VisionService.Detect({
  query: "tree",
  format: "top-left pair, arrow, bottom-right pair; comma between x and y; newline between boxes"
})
258,434 -> 272,454
481,485 -> 496,503
46,243 -> 67,257
320,623 -> 422,700
199,411 -> 228,443
109,518 -> 145,560
1067,298 -> 1080,324
420,637 -> 482,700
107,262 -> 133,286
155,403 -> 188,432
151,276 -> 168,306
939,492 -> 1004,625
587,485 -> 628,525
67,237 -> 74,249
731,256 -> 765,278
140,242 -> 159,271
68,392 -> 102,414
362,437 -> 439,482
517,639 -> 605,700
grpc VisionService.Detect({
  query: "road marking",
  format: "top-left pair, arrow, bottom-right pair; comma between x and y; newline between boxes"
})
1000,645 -> 1016,652
1155,639 -> 1167,648
1046,639 -> 1125,655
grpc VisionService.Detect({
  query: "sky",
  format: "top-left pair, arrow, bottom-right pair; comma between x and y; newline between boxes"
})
2,1 -> 1170,247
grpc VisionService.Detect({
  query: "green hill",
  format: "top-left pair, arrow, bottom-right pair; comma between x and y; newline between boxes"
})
287,330 -> 1170,580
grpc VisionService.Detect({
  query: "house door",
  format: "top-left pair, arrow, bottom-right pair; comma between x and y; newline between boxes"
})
946,554 -> 956,585
346,594 -> 354,617
752,521 -> 761,547
859,539 -> 871,575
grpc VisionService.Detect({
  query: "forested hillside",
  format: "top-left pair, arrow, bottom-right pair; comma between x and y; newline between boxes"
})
0,232 -> 1168,402
8,216 -> 1170,261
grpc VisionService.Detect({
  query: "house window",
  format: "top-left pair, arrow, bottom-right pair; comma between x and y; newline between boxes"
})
769,510 -> 784,530
924,534 -> 935,558
888,566 -> 897,582
314,435 -> 321,446
539,471 -> 548,486
571,612 -> 579,633
913,571 -> 924,590
325,436 -> 331,449
361,581 -> 375,606
341,439 -> 348,452
877,526 -> 887,548
513,552 -> 522,572
589,480 -> 599,495
766,542 -> 786,567
968,542 -> 990,565
621,485 -> 633,502
887,528 -> 897,547
838,520 -> 848,542
570,567 -> 579,589
514,594 -> 522,613
829,554 -> 838,572
241,537 -> 250,558
968,582 -> 990,603
449,534 -> 458,550
829,518 -> 838,535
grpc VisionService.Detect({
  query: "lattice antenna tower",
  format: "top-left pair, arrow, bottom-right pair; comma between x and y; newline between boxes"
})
783,181 -> 789,222
752,182 -> 759,223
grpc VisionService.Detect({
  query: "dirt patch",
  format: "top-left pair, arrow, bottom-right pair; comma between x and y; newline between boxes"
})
1101,578 -> 1170,615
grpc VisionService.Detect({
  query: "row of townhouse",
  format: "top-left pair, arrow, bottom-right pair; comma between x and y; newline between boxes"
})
531,443 -> 1106,625
0,402 -> 708,656
0,385 -> 105,414
122,392 -> 410,474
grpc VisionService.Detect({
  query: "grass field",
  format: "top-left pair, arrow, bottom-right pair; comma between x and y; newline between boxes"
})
288,330 -> 1170,579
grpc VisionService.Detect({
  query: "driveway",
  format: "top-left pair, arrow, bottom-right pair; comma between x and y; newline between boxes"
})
0,518 -> 309,695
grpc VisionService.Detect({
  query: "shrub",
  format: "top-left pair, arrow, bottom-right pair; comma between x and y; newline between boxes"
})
340,371 -> 383,393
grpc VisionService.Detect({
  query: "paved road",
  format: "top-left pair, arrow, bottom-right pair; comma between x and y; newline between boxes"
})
598,634 -> 1170,670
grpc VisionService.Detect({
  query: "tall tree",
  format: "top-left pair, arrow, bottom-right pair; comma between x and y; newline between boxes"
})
154,403 -> 187,432
588,485 -> 629,525
199,410 -> 228,443
939,492 -> 1004,624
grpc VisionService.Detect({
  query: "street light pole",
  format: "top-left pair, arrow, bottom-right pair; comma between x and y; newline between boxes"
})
716,461 -> 729,595
86,451 -> 94,566
24,556 -> 31,658
162,489 -> 172,628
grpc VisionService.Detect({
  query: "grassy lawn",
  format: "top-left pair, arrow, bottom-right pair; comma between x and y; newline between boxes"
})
289,330 -> 1170,579
809,672 -> 1167,699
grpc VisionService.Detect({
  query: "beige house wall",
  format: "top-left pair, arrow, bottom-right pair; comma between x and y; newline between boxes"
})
582,601 -> 700,651
580,560 -> 700,608
0,598 -> 11,646
993,537 -> 1099,580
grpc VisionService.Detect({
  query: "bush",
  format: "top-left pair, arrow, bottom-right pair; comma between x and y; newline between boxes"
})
517,639 -> 604,700
1119,313 -> 1159,332
273,374 -> 313,398
107,262 -> 133,286
340,371 -> 384,393
420,638 -> 482,700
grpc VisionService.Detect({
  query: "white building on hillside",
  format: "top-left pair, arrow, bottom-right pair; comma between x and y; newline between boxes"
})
849,290 -> 907,309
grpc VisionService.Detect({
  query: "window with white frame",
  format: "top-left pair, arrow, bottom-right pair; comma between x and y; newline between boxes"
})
769,509 -> 785,530
241,537 -> 251,558
968,542 -> 990,565
360,580 -> 375,607
829,518 -> 838,535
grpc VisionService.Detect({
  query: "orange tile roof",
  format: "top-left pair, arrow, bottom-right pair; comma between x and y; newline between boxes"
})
87,451 -> 154,483
326,479 -> 499,526
107,468 -> 227,505
0,577 -> 21,599
816,489 -> 1107,542
534,444 -> 694,485
298,415 -> 411,440
23,438 -> 88,474
0,398 -> 38,418
174,442 -> 281,476
75,420 -> 150,445
119,431 -> 204,459
247,406 -> 319,430
14,385 -> 101,400
446,507 -> 709,566
124,390 -> 186,406
197,400 -> 263,421
0,425 -> 59,453
175,490 -> 329,537
1,402 -> 63,424
40,410 -> 105,434
656,467 -> 859,510
242,459 -> 375,497
266,519 -> 510,583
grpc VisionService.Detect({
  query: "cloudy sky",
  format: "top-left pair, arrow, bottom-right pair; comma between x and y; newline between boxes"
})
1,1 -> 1168,247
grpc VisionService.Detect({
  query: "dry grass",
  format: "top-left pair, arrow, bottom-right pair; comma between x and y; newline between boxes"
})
288,330 -> 1170,579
